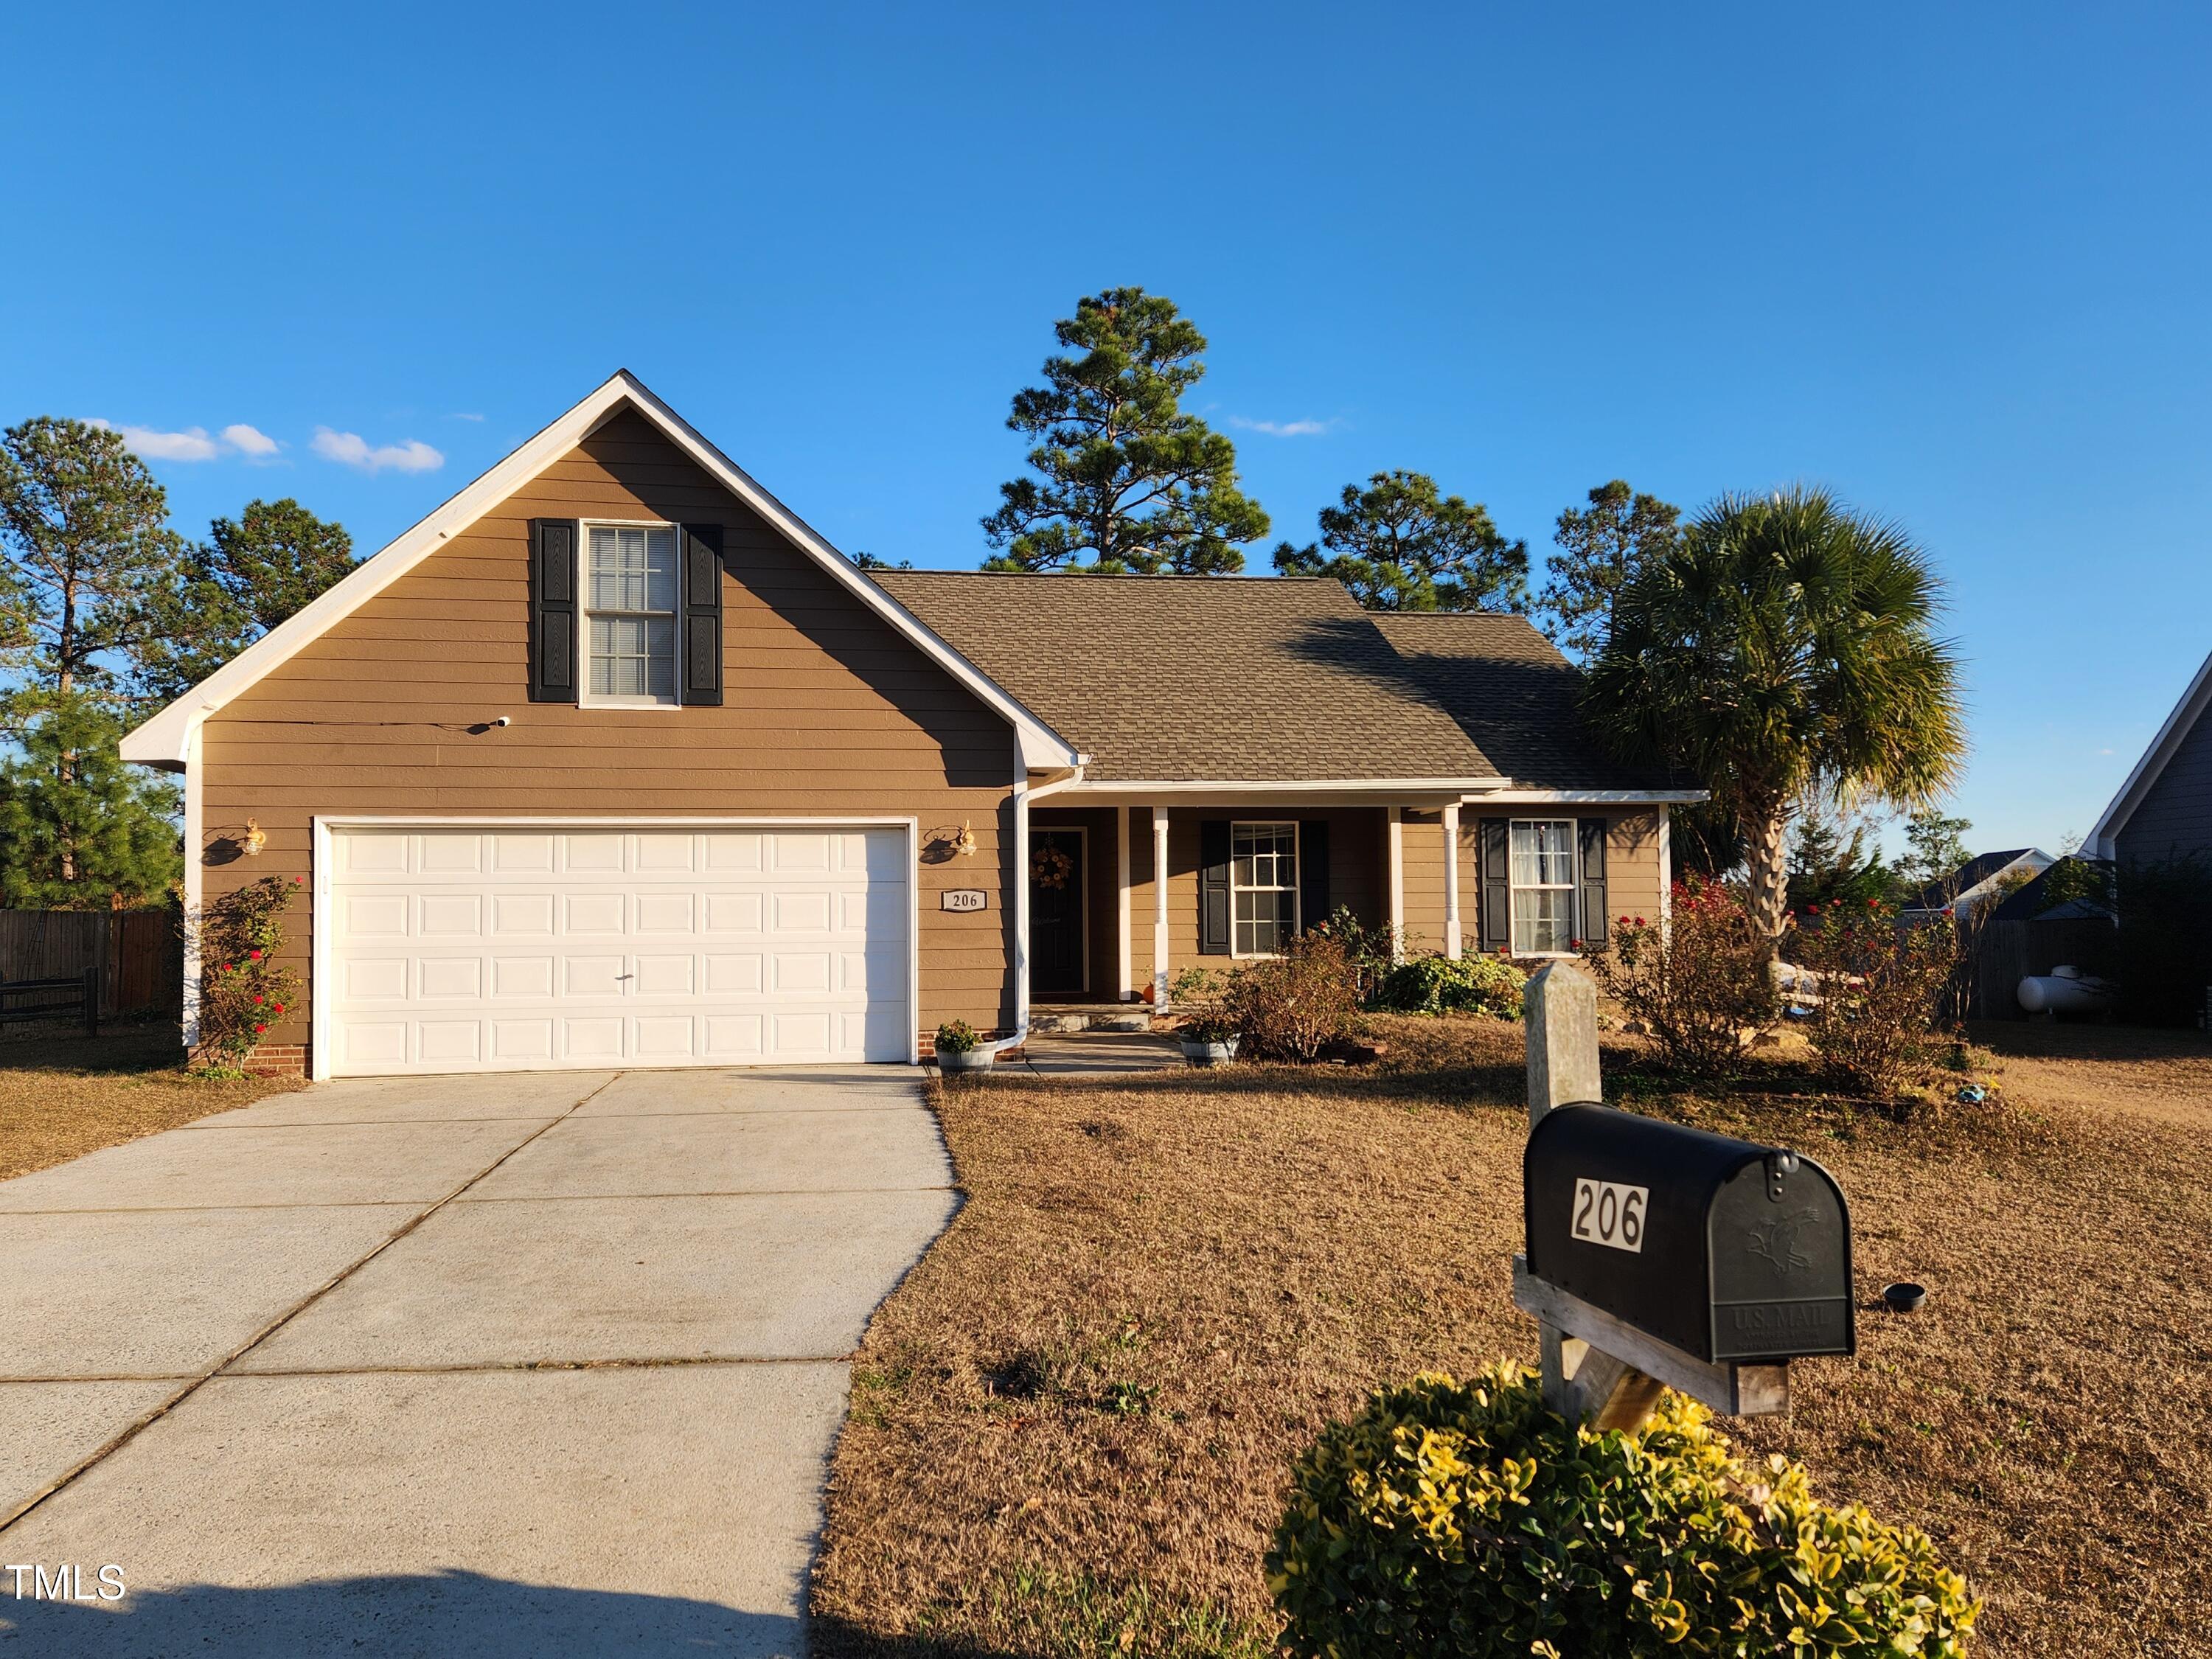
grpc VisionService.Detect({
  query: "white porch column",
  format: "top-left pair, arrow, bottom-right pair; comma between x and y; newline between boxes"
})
1657,804 -> 1673,946
1386,807 -> 1405,963
1152,806 -> 1171,1006
1117,806 -> 1134,1000
1442,801 -> 1462,960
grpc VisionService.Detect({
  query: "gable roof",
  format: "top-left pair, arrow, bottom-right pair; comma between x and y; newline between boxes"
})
117,372 -> 1082,772
1899,848 -> 2050,914
1366,612 -> 1677,792
874,572 -> 1498,784
2087,646 -> 2212,858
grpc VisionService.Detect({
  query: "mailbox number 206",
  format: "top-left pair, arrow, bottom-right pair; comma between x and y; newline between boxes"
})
1571,1178 -> 1648,1254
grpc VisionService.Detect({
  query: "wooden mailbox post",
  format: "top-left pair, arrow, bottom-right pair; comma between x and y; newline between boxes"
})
1515,962 -> 1854,1430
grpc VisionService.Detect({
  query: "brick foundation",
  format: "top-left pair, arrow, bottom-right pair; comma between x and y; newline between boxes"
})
194,1043 -> 309,1079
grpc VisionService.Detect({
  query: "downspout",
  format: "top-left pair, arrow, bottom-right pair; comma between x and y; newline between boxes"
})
979,765 -> 1085,1059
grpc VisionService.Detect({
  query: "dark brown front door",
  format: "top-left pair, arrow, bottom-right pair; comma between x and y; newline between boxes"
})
1030,829 -> 1086,997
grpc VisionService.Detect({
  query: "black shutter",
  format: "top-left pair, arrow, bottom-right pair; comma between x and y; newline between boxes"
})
528,518 -> 578,703
681,523 -> 724,706
1578,818 -> 1610,949
1298,819 -> 1330,934
1200,819 -> 1231,956
1479,818 -> 1512,953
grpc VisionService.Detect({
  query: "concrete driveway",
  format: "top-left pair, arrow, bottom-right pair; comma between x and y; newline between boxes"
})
0,1066 -> 955,1656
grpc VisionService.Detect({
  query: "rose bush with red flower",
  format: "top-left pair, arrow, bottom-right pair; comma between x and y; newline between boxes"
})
192,874 -> 303,1069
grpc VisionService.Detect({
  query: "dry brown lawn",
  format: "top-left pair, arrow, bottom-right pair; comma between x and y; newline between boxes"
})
0,1021 -> 303,1180
813,1016 -> 2212,1659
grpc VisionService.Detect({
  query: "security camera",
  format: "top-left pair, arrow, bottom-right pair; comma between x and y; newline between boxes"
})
494,715 -> 512,727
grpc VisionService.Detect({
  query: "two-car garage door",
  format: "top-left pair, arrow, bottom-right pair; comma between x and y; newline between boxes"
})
325,824 -> 911,1076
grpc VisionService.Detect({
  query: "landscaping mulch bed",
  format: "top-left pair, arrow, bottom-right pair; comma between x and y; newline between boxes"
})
0,1022 -> 304,1181
813,1015 -> 2212,1659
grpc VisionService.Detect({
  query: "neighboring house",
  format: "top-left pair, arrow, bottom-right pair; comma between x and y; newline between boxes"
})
2087,645 -> 2212,865
1898,848 -> 2053,922
119,372 -> 1699,1081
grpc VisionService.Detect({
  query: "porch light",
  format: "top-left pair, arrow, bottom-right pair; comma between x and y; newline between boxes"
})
955,821 -> 978,858
242,818 -> 267,858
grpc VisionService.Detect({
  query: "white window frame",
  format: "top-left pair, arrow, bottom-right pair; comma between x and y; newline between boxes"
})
1510,817 -> 1579,957
1231,819 -> 1300,959
578,518 -> 684,710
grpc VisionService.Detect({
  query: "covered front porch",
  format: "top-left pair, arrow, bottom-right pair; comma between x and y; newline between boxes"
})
1026,788 -> 1590,1008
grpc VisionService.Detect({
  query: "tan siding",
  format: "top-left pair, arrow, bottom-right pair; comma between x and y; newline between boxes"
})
1450,808 -> 1667,956
1400,812 -> 1451,954
1130,806 -> 1391,991
199,409 -> 1020,1046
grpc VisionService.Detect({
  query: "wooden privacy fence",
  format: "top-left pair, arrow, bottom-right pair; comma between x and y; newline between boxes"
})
0,910 -> 182,1019
1952,915 -> 2117,1020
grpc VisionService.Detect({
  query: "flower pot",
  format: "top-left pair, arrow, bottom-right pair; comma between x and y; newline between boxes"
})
936,1047 -> 994,1074
1180,1036 -> 1239,1066
1882,1281 -> 1927,1313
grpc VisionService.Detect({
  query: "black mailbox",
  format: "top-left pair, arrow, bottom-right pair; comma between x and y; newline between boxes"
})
1524,1105 -> 1854,1364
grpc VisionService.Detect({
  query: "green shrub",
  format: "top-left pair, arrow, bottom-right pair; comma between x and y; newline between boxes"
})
1224,933 -> 1361,1060
933,1018 -> 980,1054
1304,905 -> 1402,1004
2115,853 -> 2212,1025
1371,953 -> 1526,1019
194,874 -> 303,1068
1269,1363 -> 1978,1659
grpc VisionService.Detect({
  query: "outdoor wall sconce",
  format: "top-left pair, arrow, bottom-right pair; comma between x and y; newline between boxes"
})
242,818 -> 267,858
954,821 -> 978,858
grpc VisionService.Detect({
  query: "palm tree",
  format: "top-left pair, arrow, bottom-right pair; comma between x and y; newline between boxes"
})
1582,487 -> 1966,945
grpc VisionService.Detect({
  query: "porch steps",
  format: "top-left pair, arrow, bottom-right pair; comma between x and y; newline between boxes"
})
1032,1008 -> 1159,1034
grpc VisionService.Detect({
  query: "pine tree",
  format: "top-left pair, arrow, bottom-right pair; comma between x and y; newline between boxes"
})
1537,480 -> 1682,662
136,498 -> 354,703
0,417 -> 188,713
1272,471 -> 1527,611
0,695 -> 181,908
982,288 -> 1268,574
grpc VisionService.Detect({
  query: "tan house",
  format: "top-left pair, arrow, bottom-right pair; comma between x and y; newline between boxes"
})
121,372 -> 1700,1079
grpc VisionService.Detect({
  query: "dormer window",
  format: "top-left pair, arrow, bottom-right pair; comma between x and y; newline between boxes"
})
583,522 -> 678,706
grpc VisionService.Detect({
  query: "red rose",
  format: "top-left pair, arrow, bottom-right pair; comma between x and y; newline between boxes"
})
254,1023 -> 267,1034
272,1003 -> 285,1014
1634,917 -> 1646,927
249,950 -> 262,960
253,995 -> 265,1004
293,876 -> 303,885
1569,938 -> 1582,950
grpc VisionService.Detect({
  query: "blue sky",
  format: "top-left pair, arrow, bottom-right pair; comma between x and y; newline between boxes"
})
5,3 -> 2206,858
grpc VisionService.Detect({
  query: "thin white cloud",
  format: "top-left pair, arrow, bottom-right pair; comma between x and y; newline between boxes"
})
220,422 -> 281,459
90,418 -> 288,463
448,411 -> 485,422
1228,415 -> 1338,437
311,426 -> 445,473
90,419 -> 220,461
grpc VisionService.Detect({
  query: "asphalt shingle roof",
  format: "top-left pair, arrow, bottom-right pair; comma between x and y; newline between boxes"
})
873,571 -> 1667,791
873,572 -> 1495,782
1367,611 -> 1674,791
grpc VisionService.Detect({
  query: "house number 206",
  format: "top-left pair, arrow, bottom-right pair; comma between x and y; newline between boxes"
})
1571,1178 -> 1648,1253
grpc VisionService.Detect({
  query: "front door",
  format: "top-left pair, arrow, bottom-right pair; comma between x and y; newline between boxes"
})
1029,828 -> 1087,997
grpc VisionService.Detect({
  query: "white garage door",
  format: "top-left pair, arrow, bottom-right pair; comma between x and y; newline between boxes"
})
324,824 -> 911,1076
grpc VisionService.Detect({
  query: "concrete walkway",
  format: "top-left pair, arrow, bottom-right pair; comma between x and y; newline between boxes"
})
0,1065 -> 954,1656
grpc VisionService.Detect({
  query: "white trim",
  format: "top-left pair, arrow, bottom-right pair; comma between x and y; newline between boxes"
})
1657,804 -> 1673,945
1116,807 -> 1133,1001
1508,816 -> 1579,957
119,371 -> 1082,772
1152,807 -> 1171,1006
1029,822 -> 1091,996
1387,807 -> 1405,963
181,723 -> 204,1048
1227,818 -> 1301,959
577,518 -> 681,709
306,813 -> 923,1082
1073,777 -> 1509,799
2087,647 -> 2212,858
1461,788 -> 1709,804
1009,782 -> 1031,1039
1441,801 -> 1462,961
